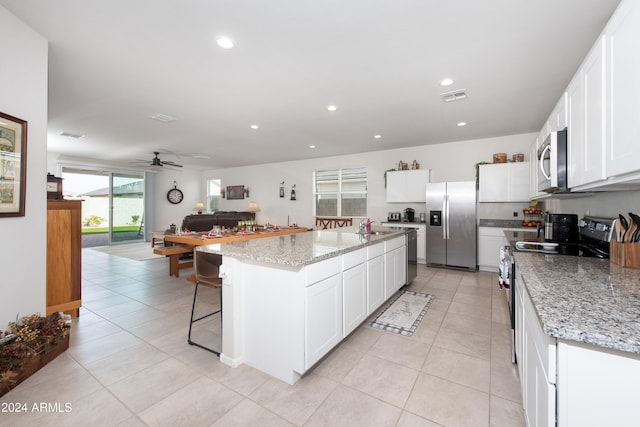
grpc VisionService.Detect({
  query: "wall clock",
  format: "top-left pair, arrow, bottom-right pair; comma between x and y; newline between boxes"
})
167,182 -> 184,204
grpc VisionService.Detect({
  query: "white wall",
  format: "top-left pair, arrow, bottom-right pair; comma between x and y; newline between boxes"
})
153,168 -> 204,230
0,7 -> 48,327
203,133 -> 535,228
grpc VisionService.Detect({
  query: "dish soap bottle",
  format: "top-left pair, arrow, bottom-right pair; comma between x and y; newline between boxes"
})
366,218 -> 371,232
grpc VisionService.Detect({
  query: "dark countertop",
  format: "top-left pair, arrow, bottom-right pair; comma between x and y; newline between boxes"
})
504,230 -> 640,355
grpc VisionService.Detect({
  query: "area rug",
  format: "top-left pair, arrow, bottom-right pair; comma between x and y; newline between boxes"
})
91,242 -> 162,261
369,290 -> 434,336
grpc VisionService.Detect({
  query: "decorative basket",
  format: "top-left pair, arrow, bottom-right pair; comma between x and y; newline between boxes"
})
493,153 -> 507,163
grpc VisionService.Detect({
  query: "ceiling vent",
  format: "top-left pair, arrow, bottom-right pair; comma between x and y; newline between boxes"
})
151,113 -> 177,123
440,89 -> 467,103
59,131 -> 85,139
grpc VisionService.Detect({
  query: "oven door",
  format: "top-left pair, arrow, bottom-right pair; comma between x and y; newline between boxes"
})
500,245 -> 516,364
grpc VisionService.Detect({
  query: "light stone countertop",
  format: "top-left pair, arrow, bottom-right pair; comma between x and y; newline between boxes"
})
197,226 -> 408,269
504,230 -> 640,354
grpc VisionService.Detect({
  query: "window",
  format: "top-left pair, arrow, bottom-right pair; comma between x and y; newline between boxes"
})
314,167 -> 367,217
207,179 -> 222,212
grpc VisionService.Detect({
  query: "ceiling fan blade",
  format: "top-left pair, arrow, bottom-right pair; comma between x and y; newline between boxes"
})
161,161 -> 183,167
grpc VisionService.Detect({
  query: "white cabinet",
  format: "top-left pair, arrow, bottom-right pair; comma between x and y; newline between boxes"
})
548,93 -> 568,134
342,248 -> 367,336
567,35 -> 607,189
530,138 -> 546,200
523,290 -> 557,427
384,236 -> 406,299
478,227 -> 527,272
479,162 -> 530,202
557,340 -> 640,427
366,243 -> 385,314
517,264 -> 556,427
386,169 -> 431,203
381,223 -> 426,264
304,272 -> 342,369
605,0 -> 640,179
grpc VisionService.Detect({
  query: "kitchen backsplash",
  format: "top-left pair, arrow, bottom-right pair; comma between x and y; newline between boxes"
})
477,201 -> 533,221
546,190 -> 640,219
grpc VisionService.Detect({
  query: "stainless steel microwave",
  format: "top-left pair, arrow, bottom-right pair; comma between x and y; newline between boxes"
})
537,128 -> 568,193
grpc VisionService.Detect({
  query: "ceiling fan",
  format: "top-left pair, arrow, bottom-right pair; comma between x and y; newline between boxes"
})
132,152 -> 183,169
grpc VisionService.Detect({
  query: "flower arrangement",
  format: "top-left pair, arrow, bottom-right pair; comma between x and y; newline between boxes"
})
0,313 -> 71,387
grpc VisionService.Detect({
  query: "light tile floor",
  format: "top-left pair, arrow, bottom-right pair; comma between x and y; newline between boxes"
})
1,248 -> 525,426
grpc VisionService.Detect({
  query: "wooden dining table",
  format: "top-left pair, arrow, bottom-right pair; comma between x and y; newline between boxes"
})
154,227 -> 310,279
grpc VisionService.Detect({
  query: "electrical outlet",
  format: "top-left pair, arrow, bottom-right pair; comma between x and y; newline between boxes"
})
513,211 -> 518,217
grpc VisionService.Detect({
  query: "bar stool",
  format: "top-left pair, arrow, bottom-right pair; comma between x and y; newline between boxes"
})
187,250 -> 223,355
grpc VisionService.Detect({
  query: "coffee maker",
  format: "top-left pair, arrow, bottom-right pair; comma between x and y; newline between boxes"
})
539,213 -> 579,243
405,208 -> 415,223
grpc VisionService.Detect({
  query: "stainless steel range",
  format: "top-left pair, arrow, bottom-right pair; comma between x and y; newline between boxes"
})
515,216 -> 615,258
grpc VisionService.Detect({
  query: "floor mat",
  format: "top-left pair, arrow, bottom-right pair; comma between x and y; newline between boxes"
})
368,290 -> 434,336
91,242 -> 162,261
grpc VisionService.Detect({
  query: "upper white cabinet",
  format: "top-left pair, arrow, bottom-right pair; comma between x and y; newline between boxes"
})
605,0 -> 640,179
567,35 -> 607,188
386,169 -> 431,203
549,93 -> 568,135
479,162 -> 530,202
530,138 -> 546,199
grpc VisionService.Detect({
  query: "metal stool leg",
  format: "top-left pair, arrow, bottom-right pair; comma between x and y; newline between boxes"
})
187,280 -> 221,356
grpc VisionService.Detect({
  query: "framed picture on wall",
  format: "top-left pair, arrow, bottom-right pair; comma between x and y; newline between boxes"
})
226,185 -> 245,200
0,111 -> 28,217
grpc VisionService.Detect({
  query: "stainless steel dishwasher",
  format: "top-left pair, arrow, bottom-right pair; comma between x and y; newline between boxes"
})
406,229 -> 418,284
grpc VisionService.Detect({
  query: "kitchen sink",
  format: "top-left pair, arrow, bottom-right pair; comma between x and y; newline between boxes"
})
356,230 -> 394,236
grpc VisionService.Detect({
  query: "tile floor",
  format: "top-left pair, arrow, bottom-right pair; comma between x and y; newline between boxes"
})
1,248 -> 525,426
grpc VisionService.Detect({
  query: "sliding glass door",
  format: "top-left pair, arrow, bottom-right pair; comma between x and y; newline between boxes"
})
111,173 -> 145,244
61,167 -> 145,247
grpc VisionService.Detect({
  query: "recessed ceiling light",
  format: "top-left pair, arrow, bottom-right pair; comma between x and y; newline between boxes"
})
327,105 -> 337,112
440,78 -> 454,86
457,122 -> 467,127
216,36 -> 234,49
309,145 -> 316,149
374,135 -> 382,139
250,125 -> 259,129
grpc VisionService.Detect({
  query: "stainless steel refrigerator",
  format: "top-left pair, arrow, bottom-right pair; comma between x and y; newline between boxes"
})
425,181 -> 477,270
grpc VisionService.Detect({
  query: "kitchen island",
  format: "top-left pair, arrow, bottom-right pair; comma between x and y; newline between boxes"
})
504,230 -> 640,427
197,226 -> 410,384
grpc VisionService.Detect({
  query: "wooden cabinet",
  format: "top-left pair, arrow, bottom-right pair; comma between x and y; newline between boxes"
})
567,35 -> 607,189
478,162 -> 530,202
386,169 -> 431,203
605,0 -> 640,179
47,200 -> 82,317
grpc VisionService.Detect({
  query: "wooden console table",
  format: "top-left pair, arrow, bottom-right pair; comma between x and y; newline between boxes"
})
155,227 -> 310,278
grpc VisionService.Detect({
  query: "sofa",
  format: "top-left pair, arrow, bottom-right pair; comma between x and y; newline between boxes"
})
180,211 -> 256,232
